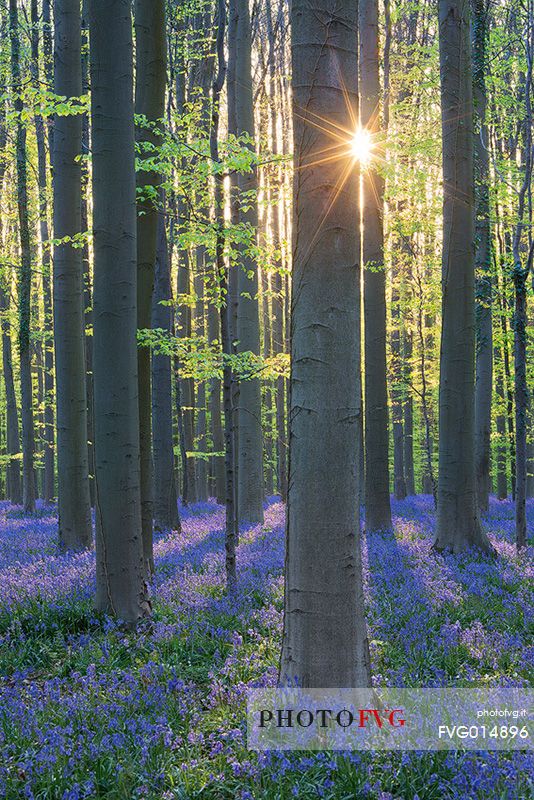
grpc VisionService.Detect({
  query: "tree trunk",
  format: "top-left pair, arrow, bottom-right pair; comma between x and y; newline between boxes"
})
231,0 -> 264,524
402,329 -> 415,496
0,43 -> 22,506
359,0 -> 392,530
0,289 -> 22,505
512,266 -> 529,548
510,4 -> 533,549
210,0 -> 237,585
152,210 -> 181,532
175,59 -> 197,505
31,0 -> 54,504
207,300 -> 225,504
498,241 -> 516,497
194,252 -> 209,502
227,0 -> 240,521
280,0 -> 371,688
261,267 -> 274,497
435,0 -> 492,553
472,0 -> 492,515
81,0 -> 96,508
403,394 -> 415,496
53,0 -> 93,550
89,0 -> 149,623
494,340 -> 508,499
391,284 -> 407,501
135,0 -> 166,574
10,0 -> 36,514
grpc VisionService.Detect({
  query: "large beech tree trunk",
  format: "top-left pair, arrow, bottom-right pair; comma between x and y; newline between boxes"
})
135,0 -> 167,574
89,0 -> 150,623
435,0 -> 492,553
359,0 -> 392,530
280,0 -> 371,688
53,0 -> 93,551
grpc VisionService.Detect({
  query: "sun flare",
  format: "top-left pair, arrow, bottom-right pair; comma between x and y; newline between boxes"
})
351,128 -> 372,163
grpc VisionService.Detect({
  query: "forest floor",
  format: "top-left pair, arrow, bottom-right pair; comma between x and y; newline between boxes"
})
0,496 -> 532,799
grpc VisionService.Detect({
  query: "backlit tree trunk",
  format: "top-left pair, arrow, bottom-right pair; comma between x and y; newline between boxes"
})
10,0 -> 36,514
280,0 -> 371,688
359,0 -> 392,530
0,56 -> 22,506
32,0 -> 54,504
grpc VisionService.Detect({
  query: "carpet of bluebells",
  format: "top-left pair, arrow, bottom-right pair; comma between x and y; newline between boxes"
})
0,495 -> 532,799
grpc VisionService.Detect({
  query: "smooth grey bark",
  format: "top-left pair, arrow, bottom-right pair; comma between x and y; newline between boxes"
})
207,300 -> 225,504
135,0 -> 166,574
416,265 -> 437,502
510,4 -> 533,549
34,286 -> 45,500
175,58 -> 197,505
268,0 -> 287,504
402,329 -> 415,496
0,288 -> 22,505
231,0 -> 264,524
32,0 -> 54,504
435,0 -> 492,553
472,0 -> 492,514
261,266 -> 274,497
494,342 -> 508,499
190,8 -> 214,505
81,4 -> 96,508
194,253 -> 209,502
152,211 -> 181,532
227,0 -> 240,521
268,104 -> 287,500
403,388 -> 416,495
89,0 -> 149,623
280,0 -> 371,688
0,51 -> 21,506
512,257 -> 530,548
391,284 -> 407,501
499,263 -> 516,497
10,0 -> 36,514
359,0 -> 392,530
53,0 -> 93,550
176,245 -> 197,504
211,0 -> 237,585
